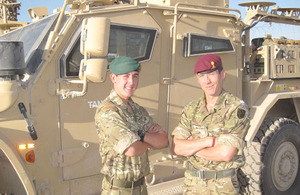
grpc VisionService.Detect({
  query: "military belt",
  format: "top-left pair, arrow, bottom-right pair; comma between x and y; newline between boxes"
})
105,175 -> 145,188
186,162 -> 235,180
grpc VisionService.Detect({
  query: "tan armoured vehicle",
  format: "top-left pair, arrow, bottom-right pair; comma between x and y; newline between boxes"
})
0,0 -> 299,194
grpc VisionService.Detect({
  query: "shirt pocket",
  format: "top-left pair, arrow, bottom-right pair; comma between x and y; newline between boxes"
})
191,122 -> 208,139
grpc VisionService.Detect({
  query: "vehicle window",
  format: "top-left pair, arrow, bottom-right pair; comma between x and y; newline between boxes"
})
63,24 -> 157,77
183,33 -> 234,56
108,25 -> 156,61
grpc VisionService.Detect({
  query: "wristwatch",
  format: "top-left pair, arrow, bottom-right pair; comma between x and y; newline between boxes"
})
138,130 -> 145,142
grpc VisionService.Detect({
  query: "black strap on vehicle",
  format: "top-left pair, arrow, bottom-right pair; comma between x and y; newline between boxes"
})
18,102 -> 38,140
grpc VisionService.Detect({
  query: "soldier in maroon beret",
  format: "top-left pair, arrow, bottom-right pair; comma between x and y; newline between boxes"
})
193,53 -> 225,99
172,54 -> 250,194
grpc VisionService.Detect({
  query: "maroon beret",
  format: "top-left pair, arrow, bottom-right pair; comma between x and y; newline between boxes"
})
194,54 -> 222,74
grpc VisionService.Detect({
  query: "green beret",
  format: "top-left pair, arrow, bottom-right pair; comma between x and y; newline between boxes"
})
109,56 -> 140,75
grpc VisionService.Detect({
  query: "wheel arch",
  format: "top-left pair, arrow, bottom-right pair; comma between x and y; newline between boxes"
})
245,92 -> 300,141
293,97 -> 300,123
0,131 -> 36,194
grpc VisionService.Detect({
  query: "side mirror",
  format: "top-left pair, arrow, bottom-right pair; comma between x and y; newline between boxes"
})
62,17 -> 110,99
81,17 -> 110,57
80,17 -> 110,82
79,58 -> 108,82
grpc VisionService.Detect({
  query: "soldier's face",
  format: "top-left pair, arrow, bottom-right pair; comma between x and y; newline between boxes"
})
196,69 -> 225,98
110,71 -> 139,101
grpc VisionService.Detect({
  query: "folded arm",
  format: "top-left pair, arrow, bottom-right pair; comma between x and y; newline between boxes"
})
172,136 -> 237,162
144,124 -> 169,149
172,136 -> 213,156
124,124 -> 168,157
124,141 -> 151,157
194,138 -> 237,162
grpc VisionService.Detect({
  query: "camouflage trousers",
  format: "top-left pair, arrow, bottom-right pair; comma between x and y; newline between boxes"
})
101,175 -> 148,195
183,172 -> 239,195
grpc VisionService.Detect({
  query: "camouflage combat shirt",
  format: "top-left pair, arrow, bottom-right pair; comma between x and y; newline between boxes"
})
172,90 -> 250,170
95,90 -> 155,181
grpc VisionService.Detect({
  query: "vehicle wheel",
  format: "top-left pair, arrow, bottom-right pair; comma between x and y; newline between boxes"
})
238,118 -> 300,194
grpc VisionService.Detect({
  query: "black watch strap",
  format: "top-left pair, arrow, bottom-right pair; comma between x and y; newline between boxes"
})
138,130 -> 145,142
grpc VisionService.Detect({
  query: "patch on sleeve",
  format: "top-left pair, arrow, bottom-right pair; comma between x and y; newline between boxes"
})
101,106 -> 117,112
237,108 -> 246,119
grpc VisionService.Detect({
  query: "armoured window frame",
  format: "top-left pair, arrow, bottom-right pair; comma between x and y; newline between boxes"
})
183,33 -> 234,57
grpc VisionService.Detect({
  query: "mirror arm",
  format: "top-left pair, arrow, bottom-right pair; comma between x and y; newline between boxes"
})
61,73 -> 88,99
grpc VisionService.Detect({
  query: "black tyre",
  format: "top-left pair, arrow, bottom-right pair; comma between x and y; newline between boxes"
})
238,118 -> 300,195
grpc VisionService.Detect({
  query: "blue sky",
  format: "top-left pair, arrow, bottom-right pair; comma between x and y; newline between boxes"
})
18,0 -> 300,39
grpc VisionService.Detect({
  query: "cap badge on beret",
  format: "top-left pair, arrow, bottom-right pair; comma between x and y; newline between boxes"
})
211,61 -> 215,70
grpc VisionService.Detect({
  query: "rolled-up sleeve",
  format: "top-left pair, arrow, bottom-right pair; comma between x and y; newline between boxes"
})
172,103 -> 194,139
217,104 -> 250,154
95,107 -> 140,154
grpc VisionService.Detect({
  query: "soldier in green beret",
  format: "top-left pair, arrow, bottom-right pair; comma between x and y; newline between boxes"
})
172,54 -> 250,194
95,56 -> 168,194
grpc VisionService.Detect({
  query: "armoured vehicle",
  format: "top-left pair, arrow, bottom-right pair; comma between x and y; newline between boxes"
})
0,0 -> 299,194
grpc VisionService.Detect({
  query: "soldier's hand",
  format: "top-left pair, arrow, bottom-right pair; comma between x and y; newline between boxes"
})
147,124 -> 163,133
